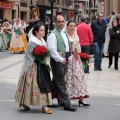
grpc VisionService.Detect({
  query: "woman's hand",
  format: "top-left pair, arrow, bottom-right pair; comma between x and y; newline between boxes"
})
73,48 -> 78,60
44,58 -> 49,65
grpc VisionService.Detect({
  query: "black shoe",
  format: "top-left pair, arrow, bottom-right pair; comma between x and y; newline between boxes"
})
58,100 -> 64,106
59,103 -> 64,106
115,67 -> 118,70
108,65 -> 111,68
98,67 -> 102,71
20,51 -> 23,54
47,104 -> 58,108
84,71 -> 90,73
64,107 -> 77,112
78,100 -> 90,107
94,67 -> 98,71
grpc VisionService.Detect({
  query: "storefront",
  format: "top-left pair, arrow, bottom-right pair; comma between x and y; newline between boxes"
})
0,1 -> 12,20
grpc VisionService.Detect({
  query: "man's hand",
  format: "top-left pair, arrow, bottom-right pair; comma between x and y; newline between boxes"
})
67,58 -> 71,63
58,52 -> 62,56
62,58 -> 66,64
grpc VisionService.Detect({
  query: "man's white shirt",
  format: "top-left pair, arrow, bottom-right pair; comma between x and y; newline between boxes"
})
47,29 -> 69,63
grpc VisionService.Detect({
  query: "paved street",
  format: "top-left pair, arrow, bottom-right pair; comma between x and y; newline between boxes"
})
0,50 -> 120,120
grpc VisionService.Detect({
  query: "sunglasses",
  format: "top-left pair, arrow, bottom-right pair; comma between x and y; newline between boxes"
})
99,16 -> 103,17
57,21 -> 64,23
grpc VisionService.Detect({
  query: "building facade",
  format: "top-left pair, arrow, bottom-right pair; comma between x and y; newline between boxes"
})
104,0 -> 120,18
0,0 -> 30,21
1,0 -> 111,22
35,0 -> 75,22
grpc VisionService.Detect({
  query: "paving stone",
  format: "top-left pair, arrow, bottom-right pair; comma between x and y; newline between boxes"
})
0,51 -> 120,97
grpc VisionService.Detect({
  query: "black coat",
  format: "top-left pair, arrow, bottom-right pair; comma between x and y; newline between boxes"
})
91,19 -> 107,44
108,28 -> 120,53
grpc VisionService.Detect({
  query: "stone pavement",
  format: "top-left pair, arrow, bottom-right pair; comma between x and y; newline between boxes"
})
0,50 -> 120,97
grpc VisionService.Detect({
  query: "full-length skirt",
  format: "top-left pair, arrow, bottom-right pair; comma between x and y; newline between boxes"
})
0,37 -> 2,48
9,32 -> 27,52
66,55 -> 89,99
0,37 -> 7,49
15,63 -> 52,106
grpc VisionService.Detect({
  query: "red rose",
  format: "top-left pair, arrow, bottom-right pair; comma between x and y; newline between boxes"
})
33,46 -> 47,56
33,46 -> 50,60
79,52 -> 90,60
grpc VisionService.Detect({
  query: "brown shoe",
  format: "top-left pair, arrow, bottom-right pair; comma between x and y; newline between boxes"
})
19,104 -> 31,111
42,107 -> 52,114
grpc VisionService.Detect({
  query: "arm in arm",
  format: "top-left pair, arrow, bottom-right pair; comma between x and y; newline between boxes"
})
47,33 -> 64,63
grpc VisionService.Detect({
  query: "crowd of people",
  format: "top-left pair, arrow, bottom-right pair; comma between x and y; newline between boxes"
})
0,11 -> 120,114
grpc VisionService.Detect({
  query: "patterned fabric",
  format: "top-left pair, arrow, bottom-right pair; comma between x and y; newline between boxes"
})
9,24 -> 27,52
0,32 -> 8,49
0,37 -> 2,48
15,63 -> 52,106
9,32 -> 27,52
66,55 -> 89,99
7,33 -> 12,41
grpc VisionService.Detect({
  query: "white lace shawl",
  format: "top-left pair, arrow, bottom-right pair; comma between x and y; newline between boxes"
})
67,33 -> 81,53
20,36 -> 47,77
65,22 -> 81,53
13,22 -> 22,33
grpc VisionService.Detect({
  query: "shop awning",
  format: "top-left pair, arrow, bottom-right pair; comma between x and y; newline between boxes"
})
0,2 -> 12,9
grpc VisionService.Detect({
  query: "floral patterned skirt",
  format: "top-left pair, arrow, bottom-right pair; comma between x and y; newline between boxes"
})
15,63 -> 52,106
66,55 -> 89,100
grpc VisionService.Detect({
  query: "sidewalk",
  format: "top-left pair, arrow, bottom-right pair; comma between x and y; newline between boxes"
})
87,56 -> 120,96
0,51 -> 120,97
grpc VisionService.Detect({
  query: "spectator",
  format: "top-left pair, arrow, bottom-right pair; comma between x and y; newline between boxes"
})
91,12 -> 107,71
108,20 -> 120,70
77,16 -> 93,73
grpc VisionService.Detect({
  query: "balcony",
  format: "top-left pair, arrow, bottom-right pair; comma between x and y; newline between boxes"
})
78,0 -> 89,1
7,0 -> 20,2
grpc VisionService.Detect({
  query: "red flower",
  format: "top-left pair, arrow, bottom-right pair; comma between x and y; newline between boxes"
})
33,46 -> 47,56
18,88 -> 22,92
33,46 -> 50,60
33,46 -> 51,72
32,92 -> 36,96
79,52 -> 90,60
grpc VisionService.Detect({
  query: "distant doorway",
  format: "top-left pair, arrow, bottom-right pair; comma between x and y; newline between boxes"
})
21,11 -> 27,21
12,10 -> 16,20
0,9 -> 3,25
0,9 -> 3,20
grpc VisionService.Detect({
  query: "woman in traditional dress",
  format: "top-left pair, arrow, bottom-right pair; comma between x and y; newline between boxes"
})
0,27 -> 4,51
2,22 -> 9,50
3,22 -> 12,48
9,18 -> 27,53
65,20 -> 90,107
0,26 -> 9,50
15,22 -> 53,114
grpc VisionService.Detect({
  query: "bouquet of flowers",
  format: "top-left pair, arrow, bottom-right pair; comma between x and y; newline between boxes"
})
33,46 -> 51,72
79,52 -> 91,71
